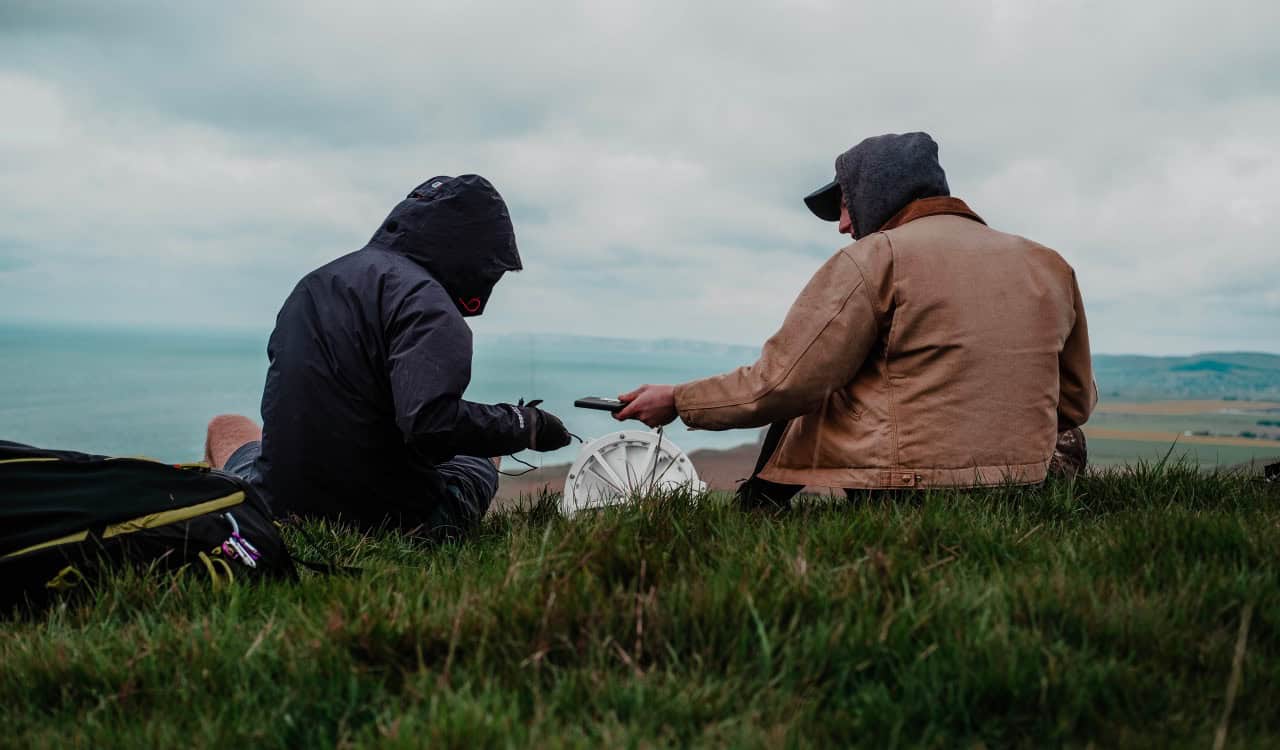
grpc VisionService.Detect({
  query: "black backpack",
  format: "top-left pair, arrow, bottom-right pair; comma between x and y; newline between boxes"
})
0,440 -> 295,611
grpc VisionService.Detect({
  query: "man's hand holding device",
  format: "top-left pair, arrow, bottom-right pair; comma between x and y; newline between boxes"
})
613,384 -> 678,428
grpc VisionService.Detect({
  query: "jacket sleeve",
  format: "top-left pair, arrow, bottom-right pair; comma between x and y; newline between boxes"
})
385,280 -> 530,461
1057,271 -> 1098,430
673,248 -> 883,430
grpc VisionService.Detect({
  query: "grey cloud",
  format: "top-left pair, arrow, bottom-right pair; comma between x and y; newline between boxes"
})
0,0 -> 1277,354
3,3 -> 559,149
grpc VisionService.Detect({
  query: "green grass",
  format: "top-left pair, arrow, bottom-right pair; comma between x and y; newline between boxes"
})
2,467 -> 1278,748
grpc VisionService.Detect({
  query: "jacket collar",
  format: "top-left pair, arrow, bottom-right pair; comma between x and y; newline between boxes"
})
879,196 -> 985,233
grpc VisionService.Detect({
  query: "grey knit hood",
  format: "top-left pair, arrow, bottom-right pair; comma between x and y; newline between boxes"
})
833,132 -> 950,239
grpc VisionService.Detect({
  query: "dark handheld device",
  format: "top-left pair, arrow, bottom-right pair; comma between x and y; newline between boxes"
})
575,397 -> 625,413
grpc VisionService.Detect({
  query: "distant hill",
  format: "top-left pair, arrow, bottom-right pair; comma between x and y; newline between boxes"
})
1095,352 -> 1280,400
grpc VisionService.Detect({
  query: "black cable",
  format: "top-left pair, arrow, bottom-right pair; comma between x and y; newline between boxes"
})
498,397 -> 587,477
497,428 -> 586,477
499,454 -> 541,477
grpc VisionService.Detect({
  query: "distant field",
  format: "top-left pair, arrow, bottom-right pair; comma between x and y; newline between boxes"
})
1096,400 -> 1280,415
1087,437 -> 1278,469
1086,428 -> 1280,449
1087,399 -> 1280,469
1088,411 -> 1275,437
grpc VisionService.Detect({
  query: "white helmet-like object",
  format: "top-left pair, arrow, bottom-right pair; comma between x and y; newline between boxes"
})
561,429 -> 705,516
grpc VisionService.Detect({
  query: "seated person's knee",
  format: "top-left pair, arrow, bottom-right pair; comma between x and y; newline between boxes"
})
204,414 -> 262,469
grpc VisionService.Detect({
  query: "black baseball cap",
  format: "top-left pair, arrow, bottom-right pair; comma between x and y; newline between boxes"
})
803,178 -> 841,222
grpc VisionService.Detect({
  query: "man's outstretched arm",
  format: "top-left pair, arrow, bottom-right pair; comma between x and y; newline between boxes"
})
617,242 -> 886,430
386,280 -> 568,461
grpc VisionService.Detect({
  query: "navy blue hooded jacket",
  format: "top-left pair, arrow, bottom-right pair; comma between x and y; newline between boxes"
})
254,175 -> 527,522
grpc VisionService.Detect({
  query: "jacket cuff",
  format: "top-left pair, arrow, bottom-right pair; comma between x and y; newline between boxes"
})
673,381 -> 705,428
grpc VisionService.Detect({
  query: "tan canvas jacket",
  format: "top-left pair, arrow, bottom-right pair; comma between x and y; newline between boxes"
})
674,197 -> 1097,489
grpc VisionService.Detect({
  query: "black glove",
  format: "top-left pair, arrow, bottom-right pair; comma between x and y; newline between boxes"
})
521,402 -> 572,452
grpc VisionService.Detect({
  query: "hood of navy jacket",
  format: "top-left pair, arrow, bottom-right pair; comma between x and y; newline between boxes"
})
835,132 -> 950,240
365,174 -> 522,316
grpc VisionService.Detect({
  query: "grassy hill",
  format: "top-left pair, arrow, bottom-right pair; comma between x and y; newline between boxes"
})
1095,352 -> 1280,401
3,467 -> 1277,748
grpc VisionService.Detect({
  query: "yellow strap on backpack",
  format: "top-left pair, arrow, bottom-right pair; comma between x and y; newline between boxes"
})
44,565 -> 87,592
197,551 -> 236,587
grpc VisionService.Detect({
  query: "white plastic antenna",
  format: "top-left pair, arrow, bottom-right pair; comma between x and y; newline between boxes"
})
561,429 -> 705,515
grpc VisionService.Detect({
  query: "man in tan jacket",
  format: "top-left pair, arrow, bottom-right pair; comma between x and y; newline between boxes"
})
616,132 -> 1096,507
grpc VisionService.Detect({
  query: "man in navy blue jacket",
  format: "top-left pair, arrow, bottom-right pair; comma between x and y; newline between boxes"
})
205,175 -> 570,537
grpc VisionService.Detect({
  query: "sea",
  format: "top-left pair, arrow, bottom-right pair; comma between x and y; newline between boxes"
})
0,324 -> 764,466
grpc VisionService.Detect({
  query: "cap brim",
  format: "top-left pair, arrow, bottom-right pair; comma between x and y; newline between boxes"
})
803,179 -> 841,222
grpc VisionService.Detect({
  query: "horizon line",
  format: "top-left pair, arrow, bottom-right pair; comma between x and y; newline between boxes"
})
1,318 -> 1276,360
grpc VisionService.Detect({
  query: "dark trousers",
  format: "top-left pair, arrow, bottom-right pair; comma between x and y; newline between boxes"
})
224,442 -> 498,539
734,421 -> 806,510
426,455 -> 500,538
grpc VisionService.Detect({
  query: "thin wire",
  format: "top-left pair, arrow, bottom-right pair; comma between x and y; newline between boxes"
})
499,454 -> 540,477
499,431 -> 585,477
646,424 -> 664,494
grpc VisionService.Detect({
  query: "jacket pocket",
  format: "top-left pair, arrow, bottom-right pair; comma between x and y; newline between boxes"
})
834,387 -> 863,421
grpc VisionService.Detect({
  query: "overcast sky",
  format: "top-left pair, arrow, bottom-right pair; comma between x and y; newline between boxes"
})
1,0 -> 1277,355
